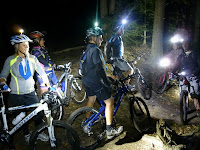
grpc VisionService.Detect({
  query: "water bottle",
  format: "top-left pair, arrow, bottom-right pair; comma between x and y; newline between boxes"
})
57,87 -> 64,97
12,112 -> 26,125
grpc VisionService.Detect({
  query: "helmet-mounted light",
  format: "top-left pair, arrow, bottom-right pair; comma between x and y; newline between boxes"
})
170,34 -> 184,43
19,29 -> 24,34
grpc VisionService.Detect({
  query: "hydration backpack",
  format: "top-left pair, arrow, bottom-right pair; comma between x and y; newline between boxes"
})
104,36 -> 117,63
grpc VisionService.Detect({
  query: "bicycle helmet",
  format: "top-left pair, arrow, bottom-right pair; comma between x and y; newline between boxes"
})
86,27 -> 103,38
29,31 -> 45,40
10,34 -> 32,45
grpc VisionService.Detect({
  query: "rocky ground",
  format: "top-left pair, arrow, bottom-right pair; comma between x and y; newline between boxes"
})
1,46 -> 200,150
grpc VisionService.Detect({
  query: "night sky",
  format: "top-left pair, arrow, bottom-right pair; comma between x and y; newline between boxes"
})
0,0 -> 98,54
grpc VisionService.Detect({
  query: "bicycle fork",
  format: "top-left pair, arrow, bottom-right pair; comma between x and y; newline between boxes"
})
45,109 -> 56,147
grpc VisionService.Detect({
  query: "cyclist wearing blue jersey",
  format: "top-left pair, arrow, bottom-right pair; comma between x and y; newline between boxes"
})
29,31 -> 58,95
106,22 -> 134,91
0,34 -> 49,143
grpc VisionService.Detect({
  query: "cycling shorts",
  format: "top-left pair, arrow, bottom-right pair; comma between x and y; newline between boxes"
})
112,58 -> 132,75
84,83 -> 111,101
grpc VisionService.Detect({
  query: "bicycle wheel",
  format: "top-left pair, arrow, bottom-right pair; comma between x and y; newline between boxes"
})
29,120 -> 80,150
67,107 -> 105,150
129,96 -> 151,133
153,72 -> 168,94
180,91 -> 188,125
137,74 -> 152,100
70,77 -> 86,104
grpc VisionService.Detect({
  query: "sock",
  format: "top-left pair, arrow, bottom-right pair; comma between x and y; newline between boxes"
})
106,125 -> 112,131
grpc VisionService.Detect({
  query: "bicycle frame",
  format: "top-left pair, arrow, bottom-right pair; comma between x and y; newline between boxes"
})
0,91 -> 56,147
85,84 -> 129,129
54,63 -> 79,100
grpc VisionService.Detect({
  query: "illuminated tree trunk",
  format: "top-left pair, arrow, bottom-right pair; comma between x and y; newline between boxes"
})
109,0 -> 115,15
151,0 -> 166,64
193,0 -> 200,49
100,0 -> 108,18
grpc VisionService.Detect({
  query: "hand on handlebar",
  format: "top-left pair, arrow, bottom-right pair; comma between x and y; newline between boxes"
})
0,82 -> 11,92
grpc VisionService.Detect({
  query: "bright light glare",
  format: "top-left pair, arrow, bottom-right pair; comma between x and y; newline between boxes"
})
122,19 -> 127,25
94,22 -> 98,27
180,71 -> 186,76
170,34 -> 184,43
19,29 -> 24,34
159,58 -> 170,67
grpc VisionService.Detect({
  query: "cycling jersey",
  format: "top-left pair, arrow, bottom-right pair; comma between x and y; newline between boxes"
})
31,46 -> 53,70
31,46 -> 58,87
82,43 -> 110,91
0,54 -> 48,94
172,51 -> 200,76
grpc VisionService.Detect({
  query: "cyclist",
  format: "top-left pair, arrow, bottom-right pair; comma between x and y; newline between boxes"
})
105,21 -> 134,91
29,31 -> 58,95
166,35 -> 184,68
0,34 -> 49,143
172,41 -> 200,116
82,27 -> 123,139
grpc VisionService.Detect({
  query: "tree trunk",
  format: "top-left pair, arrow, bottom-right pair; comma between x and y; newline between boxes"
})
109,0 -> 115,15
100,0 -> 108,18
151,0 -> 166,64
193,0 -> 200,50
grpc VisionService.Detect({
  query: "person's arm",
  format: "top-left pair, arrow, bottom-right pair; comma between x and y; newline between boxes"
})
171,54 -> 181,74
92,49 -> 110,86
192,52 -> 200,76
33,56 -> 50,86
0,57 -> 11,83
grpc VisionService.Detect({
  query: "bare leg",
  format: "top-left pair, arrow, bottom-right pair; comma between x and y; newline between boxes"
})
104,96 -> 114,125
125,68 -> 133,85
86,96 -> 96,118
194,98 -> 200,110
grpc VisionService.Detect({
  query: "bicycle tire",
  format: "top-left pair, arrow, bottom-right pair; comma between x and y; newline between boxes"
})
67,107 -> 105,150
129,96 -> 151,133
180,91 -> 188,125
153,72 -> 168,94
29,120 -> 80,150
70,77 -> 86,104
137,74 -> 152,100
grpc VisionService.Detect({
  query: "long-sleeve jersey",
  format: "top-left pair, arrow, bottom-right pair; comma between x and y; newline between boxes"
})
172,51 -> 200,76
31,46 -> 53,70
82,43 -> 110,91
0,54 -> 48,94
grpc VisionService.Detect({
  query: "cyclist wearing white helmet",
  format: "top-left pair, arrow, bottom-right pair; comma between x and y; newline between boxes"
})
82,27 -> 123,140
29,31 -> 58,95
0,34 -> 50,143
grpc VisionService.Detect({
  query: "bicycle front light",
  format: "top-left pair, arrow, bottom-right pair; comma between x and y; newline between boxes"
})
159,58 -> 170,67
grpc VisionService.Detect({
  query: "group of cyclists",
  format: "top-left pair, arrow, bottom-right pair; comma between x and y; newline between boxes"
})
0,18 -> 200,147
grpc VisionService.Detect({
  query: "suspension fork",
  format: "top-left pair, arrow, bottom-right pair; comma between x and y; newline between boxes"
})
44,106 -> 56,147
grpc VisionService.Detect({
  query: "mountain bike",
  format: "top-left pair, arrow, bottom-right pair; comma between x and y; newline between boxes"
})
153,57 -> 175,94
67,75 -> 151,150
48,62 -> 86,120
171,72 -> 198,125
0,88 -> 80,150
